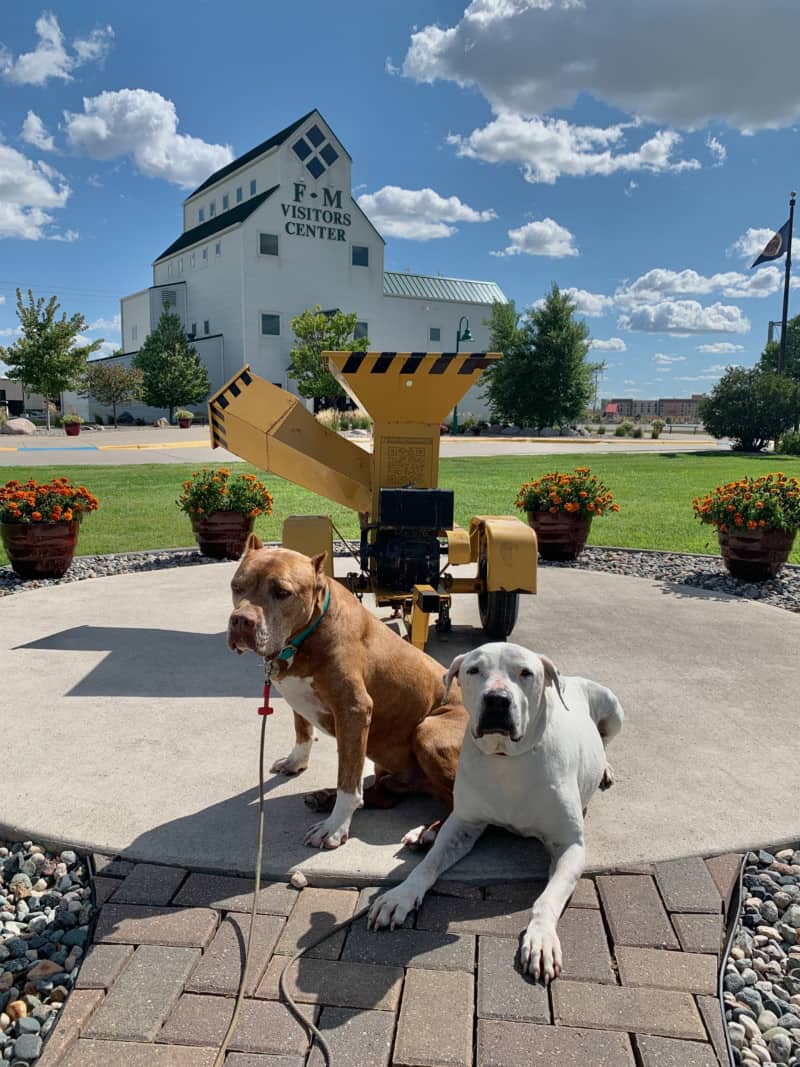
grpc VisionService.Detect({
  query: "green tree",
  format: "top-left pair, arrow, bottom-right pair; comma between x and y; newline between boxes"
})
698,366 -> 796,451
288,307 -> 368,402
484,286 -> 593,428
132,311 -> 210,422
82,360 -> 144,428
759,315 -> 800,430
0,289 -> 102,430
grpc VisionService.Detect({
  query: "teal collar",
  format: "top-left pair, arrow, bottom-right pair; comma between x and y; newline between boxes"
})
276,586 -> 331,666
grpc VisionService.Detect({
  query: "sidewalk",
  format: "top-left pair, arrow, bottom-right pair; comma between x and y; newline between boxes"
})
36,851 -> 738,1066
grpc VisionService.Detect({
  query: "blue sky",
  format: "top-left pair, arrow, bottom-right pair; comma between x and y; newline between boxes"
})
1,1 -> 799,399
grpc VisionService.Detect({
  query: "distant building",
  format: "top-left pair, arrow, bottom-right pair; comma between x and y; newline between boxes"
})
601,395 -> 705,422
0,378 -> 52,418
97,108 -> 506,423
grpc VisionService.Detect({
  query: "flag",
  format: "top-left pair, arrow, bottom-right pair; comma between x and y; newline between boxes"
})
751,219 -> 792,268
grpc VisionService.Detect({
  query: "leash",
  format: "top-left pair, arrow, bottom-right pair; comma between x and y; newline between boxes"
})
213,625 -> 367,1067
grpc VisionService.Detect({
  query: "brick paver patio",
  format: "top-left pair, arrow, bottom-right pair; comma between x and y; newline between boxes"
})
35,852 -> 741,1066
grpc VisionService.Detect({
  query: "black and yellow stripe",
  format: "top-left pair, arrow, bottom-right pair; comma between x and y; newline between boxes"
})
208,367 -> 253,449
337,351 -> 499,377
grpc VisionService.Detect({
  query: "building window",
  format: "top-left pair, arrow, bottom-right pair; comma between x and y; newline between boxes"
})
209,201 -> 216,218
429,327 -> 441,342
190,252 -> 196,268
131,324 -> 138,342
236,186 -> 243,203
354,321 -> 368,340
215,241 -> 221,257
162,290 -> 177,309
198,207 -> 205,223
250,179 -> 256,196
222,194 -> 229,211
261,313 -> 280,336
167,262 -> 173,277
178,257 -> 184,273
190,323 -> 197,336
204,320 -> 210,335
259,232 -> 279,256
352,245 -> 369,267
202,247 -> 208,262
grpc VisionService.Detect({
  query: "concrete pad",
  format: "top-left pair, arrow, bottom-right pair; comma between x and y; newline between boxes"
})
1,559 -> 798,885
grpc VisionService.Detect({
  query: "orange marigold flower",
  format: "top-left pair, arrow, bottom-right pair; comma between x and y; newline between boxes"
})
63,508 -> 73,521
747,520 -> 757,529
32,511 -> 42,521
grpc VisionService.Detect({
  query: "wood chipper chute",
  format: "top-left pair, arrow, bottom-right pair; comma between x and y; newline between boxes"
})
208,353 -> 537,648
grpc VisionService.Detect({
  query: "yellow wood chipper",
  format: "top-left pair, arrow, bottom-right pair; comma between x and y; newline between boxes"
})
207,351 -> 537,648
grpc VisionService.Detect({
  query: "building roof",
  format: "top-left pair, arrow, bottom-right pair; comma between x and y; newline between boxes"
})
383,271 -> 507,305
155,186 -> 279,262
187,111 -> 317,199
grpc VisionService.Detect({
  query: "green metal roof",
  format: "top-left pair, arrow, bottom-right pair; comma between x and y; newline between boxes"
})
383,271 -> 507,305
155,186 -> 279,262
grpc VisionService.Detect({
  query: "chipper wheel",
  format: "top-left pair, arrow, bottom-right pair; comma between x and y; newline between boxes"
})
478,555 -> 519,639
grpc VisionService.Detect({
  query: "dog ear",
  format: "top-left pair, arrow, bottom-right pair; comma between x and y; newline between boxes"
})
540,654 -> 570,710
311,552 -> 327,576
245,533 -> 263,553
442,653 -> 467,699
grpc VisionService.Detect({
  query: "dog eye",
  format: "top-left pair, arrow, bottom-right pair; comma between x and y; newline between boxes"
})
520,668 -> 534,678
273,586 -> 292,600
466,666 -> 479,675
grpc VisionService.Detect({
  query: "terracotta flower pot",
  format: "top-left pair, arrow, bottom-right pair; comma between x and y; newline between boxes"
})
1,520 -> 79,579
190,511 -> 254,560
64,423 -> 81,436
718,527 -> 797,582
526,510 -> 593,561
178,419 -> 191,429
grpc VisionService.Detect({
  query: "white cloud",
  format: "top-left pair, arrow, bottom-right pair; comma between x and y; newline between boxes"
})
615,266 -> 782,305
385,57 -> 401,76
589,337 -> 627,351
563,288 -> 614,317
64,89 -> 233,189
492,218 -> 578,257
403,0 -> 800,132
697,342 -> 745,354
88,314 -> 121,332
653,353 -> 687,363
624,180 -> 638,197
448,114 -> 698,184
706,134 -> 726,166
730,227 -> 777,260
1,12 -> 113,86
618,299 -> 750,334
21,111 -> 55,151
0,144 -> 73,240
356,186 -> 495,240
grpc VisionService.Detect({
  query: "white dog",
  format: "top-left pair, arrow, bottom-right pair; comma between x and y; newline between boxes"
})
368,642 -> 623,983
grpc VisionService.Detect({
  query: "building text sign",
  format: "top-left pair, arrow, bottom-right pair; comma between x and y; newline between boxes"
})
282,183 -> 352,242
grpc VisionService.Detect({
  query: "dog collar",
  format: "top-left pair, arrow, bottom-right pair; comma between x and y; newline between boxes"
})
276,586 -> 331,666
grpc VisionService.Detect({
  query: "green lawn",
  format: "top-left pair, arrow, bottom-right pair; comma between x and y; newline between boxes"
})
2,452 -> 799,565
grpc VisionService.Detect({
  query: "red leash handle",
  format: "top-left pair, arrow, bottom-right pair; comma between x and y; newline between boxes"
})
258,681 -> 274,716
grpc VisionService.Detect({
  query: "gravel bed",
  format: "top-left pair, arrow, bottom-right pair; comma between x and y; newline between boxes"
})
723,848 -> 800,1066
0,841 -> 95,1064
1,543 -> 798,613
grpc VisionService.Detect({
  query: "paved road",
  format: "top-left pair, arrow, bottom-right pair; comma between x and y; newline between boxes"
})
0,426 -> 724,466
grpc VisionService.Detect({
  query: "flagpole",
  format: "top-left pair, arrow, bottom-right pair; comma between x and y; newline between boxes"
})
778,191 -> 796,375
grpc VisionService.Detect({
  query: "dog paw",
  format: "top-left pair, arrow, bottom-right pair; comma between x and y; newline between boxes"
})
270,754 -> 308,775
368,885 -> 420,930
599,763 -> 615,790
520,919 -> 562,984
304,818 -> 349,849
304,788 -> 337,812
401,820 -> 442,849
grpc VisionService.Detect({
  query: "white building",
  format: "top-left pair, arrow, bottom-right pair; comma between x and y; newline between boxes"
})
98,109 -> 506,422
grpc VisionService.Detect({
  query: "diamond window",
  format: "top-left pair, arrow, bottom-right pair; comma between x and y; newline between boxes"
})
293,138 -> 312,161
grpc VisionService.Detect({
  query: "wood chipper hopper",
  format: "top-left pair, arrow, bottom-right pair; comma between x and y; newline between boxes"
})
208,353 -> 537,648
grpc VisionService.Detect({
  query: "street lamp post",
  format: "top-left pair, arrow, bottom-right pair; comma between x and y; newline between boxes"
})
452,316 -> 473,435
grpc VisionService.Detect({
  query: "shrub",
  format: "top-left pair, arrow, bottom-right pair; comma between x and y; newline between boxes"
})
515,466 -> 619,517
631,425 -> 644,438
177,468 -> 273,518
698,366 -> 795,451
315,408 -> 342,431
693,472 -> 800,533
61,412 -> 84,425
777,430 -> 800,455
596,423 -> 606,434
0,477 -> 99,523
651,418 -> 665,439
175,408 -> 193,422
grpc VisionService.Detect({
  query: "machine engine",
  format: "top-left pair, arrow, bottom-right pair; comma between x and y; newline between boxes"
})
362,488 -> 454,592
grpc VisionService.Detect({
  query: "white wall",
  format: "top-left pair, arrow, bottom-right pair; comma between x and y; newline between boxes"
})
120,290 -> 150,352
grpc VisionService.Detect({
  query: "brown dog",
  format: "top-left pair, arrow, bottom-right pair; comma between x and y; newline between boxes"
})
227,538 -> 467,849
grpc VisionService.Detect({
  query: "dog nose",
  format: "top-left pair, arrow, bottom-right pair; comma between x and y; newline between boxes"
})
476,691 -> 515,737
229,611 -> 253,632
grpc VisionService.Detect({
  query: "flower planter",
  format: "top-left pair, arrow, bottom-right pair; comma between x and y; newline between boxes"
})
718,527 -> 796,582
1,520 -> 79,579
526,510 -> 592,561
64,423 -> 81,437
190,511 -> 254,560
178,419 -> 192,429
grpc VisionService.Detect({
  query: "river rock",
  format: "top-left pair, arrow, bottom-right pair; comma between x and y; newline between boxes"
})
0,418 -> 35,436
